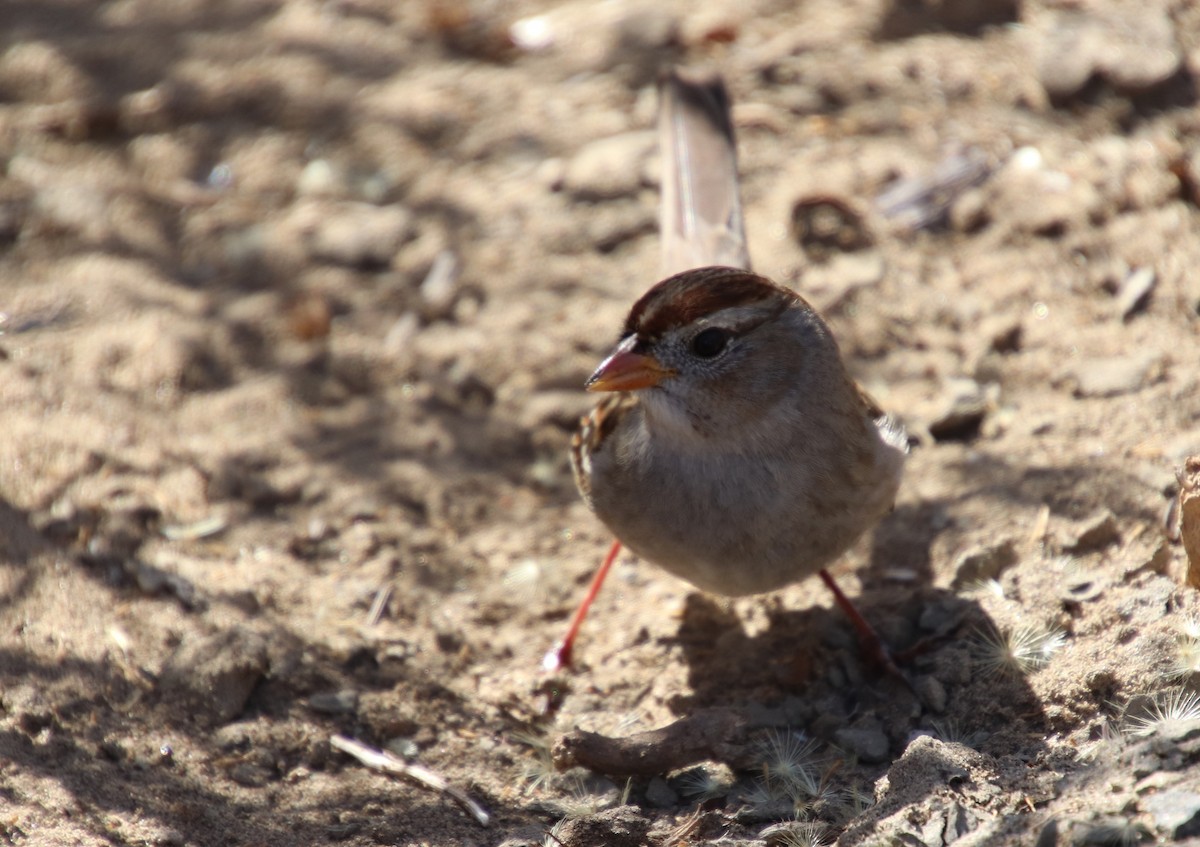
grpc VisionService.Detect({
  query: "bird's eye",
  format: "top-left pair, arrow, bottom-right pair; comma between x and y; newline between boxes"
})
690,327 -> 729,358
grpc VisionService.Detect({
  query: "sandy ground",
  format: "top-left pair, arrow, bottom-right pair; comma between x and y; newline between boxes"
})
3,1 -> 1200,845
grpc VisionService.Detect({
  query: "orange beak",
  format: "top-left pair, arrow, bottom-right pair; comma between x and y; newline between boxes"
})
586,338 -> 675,392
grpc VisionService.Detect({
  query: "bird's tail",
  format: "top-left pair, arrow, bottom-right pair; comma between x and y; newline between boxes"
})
657,68 -> 750,276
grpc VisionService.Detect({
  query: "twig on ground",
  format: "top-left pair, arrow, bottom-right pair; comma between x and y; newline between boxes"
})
366,583 -> 393,627
1180,456 -> 1200,587
329,734 -> 490,827
552,707 -> 753,776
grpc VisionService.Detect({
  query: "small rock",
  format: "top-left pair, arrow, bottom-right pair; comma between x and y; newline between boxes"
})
1035,7 -> 1181,100
296,158 -> 351,198
914,675 -> 948,713
496,826 -> 554,847
148,826 -> 186,847
790,195 -> 872,259
1143,790 -> 1200,838
583,202 -> 657,251
985,149 -> 1100,237
917,595 -> 970,636
835,723 -> 891,763
419,250 -> 460,319
309,690 -> 359,715
562,131 -> 655,201
3,684 -> 55,737
805,251 -> 886,312
950,540 -> 1018,589
1069,354 -> 1158,398
643,776 -> 678,808
1074,818 -> 1155,846
551,806 -> 651,847
926,376 -> 993,441
984,316 -> 1023,354
214,724 -> 252,753
1065,510 -> 1121,553
1035,819 -> 1060,847
0,40 -> 94,103
1180,148 -> 1200,207
228,762 -> 272,788
1124,542 -> 1171,580
876,0 -> 1017,38
133,560 -> 199,609
295,201 -> 415,268
1115,267 -> 1157,321
159,628 -> 269,724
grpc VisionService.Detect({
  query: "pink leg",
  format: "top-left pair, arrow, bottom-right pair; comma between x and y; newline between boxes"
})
818,568 -> 910,685
543,540 -> 623,672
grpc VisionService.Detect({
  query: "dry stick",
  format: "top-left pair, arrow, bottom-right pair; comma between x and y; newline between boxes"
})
366,583 -> 393,627
330,734 -> 490,827
552,708 -> 754,776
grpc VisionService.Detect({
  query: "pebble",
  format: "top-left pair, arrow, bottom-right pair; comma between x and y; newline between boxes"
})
1069,353 -> 1158,398
986,151 -> 1099,237
790,195 -> 872,258
419,250 -> 460,319
1115,267 -> 1157,321
804,251 -> 886,311
550,806 -> 650,847
835,723 -> 891,763
916,595 -> 970,636
950,540 -> 1018,589
1035,6 -> 1181,100
643,776 -> 679,808
1064,509 -> 1121,553
133,560 -> 199,609
496,826 -> 556,847
308,689 -> 359,715
875,0 -> 1016,38
159,628 -> 269,724
1180,149 -> 1200,207
927,378 -> 992,442
297,201 -> 415,268
228,763 -> 272,788
983,316 -> 1023,355
0,40 -> 94,103
3,684 -> 54,737
914,675 -> 948,713
583,202 -> 657,252
148,826 -> 186,847
296,158 -> 351,198
1143,790 -> 1200,838
562,131 -> 655,201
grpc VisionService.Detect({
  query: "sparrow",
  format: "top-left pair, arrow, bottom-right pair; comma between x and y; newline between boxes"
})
545,69 -> 907,671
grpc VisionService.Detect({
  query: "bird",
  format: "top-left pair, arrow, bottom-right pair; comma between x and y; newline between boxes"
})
544,68 -> 907,672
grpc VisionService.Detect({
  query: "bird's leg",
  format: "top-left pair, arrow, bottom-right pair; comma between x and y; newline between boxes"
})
817,568 -> 912,687
543,539 -> 623,672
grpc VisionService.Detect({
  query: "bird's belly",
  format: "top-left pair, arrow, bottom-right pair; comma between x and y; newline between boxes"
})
590,462 -> 885,597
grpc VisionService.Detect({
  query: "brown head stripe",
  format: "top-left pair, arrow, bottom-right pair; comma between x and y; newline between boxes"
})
625,267 -> 797,338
